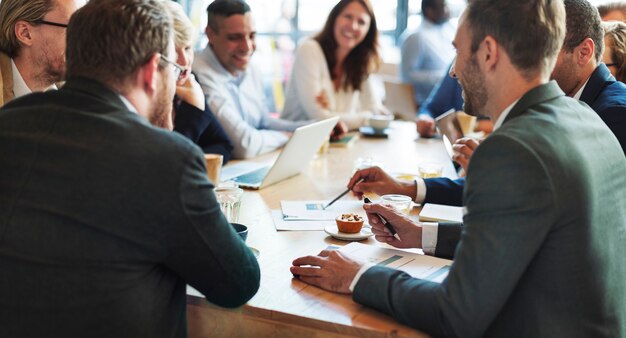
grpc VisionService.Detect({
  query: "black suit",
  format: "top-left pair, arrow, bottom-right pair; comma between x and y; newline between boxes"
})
0,77 -> 259,338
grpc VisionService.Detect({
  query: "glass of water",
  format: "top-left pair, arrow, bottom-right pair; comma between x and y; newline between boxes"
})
214,187 -> 244,223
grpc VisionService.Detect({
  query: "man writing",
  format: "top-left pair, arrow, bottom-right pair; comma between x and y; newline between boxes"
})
292,0 -> 626,336
0,0 -> 259,336
0,0 -> 85,106
354,0 -> 626,212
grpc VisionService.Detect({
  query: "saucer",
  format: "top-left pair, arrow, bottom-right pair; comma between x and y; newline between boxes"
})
248,246 -> 260,258
359,126 -> 389,138
324,225 -> 374,241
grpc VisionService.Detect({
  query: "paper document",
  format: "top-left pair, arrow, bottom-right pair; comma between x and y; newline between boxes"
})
419,203 -> 463,222
339,242 -> 452,283
280,200 -> 366,221
272,210 -> 335,231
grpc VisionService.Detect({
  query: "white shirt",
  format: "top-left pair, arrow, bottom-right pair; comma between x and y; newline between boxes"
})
281,39 -> 382,130
193,46 -> 308,159
400,19 -> 456,104
11,59 -> 57,98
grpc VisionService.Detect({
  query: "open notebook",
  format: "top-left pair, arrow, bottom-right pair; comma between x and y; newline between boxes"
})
220,116 -> 339,189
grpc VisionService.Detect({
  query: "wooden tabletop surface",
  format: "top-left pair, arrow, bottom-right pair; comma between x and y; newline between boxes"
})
187,121 -> 457,337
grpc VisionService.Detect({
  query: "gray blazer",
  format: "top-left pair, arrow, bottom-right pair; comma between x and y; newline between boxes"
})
352,82 -> 626,337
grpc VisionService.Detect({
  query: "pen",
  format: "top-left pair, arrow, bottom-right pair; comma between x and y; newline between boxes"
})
363,197 -> 401,241
322,178 -> 364,210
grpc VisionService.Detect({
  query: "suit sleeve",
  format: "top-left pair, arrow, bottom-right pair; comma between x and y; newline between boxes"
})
423,177 -> 465,206
353,134 -> 556,337
162,146 -> 260,308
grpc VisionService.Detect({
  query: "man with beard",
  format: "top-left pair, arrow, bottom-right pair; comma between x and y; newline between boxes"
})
0,0 -> 85,107
348,0 -> 626,219
291,0 -> 626,336
0,0 -> 260,337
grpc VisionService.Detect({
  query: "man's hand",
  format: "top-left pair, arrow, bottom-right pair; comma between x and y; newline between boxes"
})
363,203 -> 422,248
416,114 -> 436,138
452,137 -> 480,171
290,250 -> 363,294
348,166 -> 416,200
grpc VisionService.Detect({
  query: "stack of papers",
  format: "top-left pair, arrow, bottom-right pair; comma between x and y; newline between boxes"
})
339,242 -> 452,283
273,200 -> 366,231
419,203 -> 464,222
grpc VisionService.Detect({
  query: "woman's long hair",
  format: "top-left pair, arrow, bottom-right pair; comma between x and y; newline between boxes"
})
314,0 -> 380,92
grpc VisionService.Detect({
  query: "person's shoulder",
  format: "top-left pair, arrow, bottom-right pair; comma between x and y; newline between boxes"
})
598,80 -> 626,109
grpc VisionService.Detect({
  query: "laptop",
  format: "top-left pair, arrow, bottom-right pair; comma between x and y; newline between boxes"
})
220,116 -> 340,189
383,81 -> 417,121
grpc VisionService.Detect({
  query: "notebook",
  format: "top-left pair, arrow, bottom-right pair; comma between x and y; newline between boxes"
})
221,116 -> 340,189
419,203 -> 464,223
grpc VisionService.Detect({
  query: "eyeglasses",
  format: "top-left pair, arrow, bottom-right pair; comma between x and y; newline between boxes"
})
159,55 -> 185,81
32,19 -> 68,28
605,62 -> 618,68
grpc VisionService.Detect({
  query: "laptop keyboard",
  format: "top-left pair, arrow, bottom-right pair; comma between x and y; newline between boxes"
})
233,166 -> 271,184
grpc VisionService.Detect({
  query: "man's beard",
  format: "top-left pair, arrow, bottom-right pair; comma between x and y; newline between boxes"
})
148,75 -> 175,130
37,46 -> 65,85
460,55 -> 488,117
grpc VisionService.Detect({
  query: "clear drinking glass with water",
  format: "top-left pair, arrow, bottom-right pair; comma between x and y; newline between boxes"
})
214,187 -> 244,223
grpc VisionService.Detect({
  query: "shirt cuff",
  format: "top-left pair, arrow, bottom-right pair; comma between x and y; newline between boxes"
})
415,178 -> 427,204
421,222 -> 439,255
349,263 -> 375,292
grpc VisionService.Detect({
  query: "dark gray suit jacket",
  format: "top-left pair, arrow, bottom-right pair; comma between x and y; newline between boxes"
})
0,77 -> 260,338
353,82 -> 626,337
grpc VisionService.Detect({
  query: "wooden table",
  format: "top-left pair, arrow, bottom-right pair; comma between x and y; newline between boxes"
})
187,122 -> 457,338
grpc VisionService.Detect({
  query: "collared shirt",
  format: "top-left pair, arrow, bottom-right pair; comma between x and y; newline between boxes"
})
400,19 -> 456,104
118,94 -> 138,115
193,46 -> 308,159
11,59 -> 57,98
572,79 -> 588,101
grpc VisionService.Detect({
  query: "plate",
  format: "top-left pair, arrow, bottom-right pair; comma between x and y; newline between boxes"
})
359,126 -> 389,138
248,246 -> 260,258
324,225 -> 374,241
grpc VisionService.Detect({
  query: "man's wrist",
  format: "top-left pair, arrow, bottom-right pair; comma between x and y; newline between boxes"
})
401,181 -> 418,201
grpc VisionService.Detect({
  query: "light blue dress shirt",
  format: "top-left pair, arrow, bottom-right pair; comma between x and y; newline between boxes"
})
193,46 -> 309,159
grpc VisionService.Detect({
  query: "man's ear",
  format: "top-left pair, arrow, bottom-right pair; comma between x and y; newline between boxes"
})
206,26 -> 217,42
14,21 -> 34,47
480,35 -> 499,72
575,38 -> 595,66
141,53 -> 161,94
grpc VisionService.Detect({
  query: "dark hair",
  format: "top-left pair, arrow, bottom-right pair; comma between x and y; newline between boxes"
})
562,0 -> 604,62
466,0 -> 566,80
314,0 -> 380,92
422,0 -> 440,15
65,0 -> 172,91
598,2 -> 626,19
206,0 -> 251,33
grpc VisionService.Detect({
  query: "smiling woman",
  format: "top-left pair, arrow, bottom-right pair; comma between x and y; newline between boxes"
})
280,0 -> 390,130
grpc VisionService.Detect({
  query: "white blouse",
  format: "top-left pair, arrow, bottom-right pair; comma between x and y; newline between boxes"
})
281,39 -> 382,130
